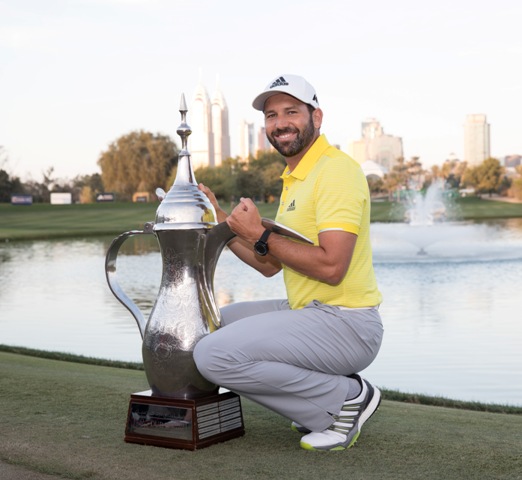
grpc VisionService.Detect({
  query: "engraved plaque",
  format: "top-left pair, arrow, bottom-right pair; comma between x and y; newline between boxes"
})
124,390 -> 245,450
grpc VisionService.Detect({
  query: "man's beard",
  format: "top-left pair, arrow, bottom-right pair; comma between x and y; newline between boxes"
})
267,115 -> 316,158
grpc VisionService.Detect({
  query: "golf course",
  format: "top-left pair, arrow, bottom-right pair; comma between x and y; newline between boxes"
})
2,196 -> 522,241
1,197 -> 521,479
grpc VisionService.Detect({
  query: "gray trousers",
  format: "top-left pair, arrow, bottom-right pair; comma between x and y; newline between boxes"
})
193,299 -> 383,432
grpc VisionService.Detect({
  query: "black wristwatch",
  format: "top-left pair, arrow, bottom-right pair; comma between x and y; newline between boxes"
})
254,229 -> 272,256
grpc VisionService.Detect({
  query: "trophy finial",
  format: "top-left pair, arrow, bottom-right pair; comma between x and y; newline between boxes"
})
153,91 -> 216,228
177,93 -> 191,151
179,93 -> 187,112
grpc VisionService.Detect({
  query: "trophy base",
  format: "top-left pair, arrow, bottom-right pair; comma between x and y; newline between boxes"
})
124,390 -> 245,450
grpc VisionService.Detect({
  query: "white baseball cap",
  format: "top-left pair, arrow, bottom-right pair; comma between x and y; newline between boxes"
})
252,74 -> 319,111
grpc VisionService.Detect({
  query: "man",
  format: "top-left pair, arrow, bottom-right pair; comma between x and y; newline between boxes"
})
194,74 -> 383,451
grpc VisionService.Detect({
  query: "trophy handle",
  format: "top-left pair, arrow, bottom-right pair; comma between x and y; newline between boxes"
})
105,222 -> 154,339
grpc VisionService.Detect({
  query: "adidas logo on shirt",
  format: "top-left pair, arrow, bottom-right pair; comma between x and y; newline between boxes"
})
270,76 -> 289,89
287,199 -> 296,211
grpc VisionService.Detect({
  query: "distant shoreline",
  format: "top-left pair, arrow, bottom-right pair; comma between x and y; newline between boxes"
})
1,344 -> 520,415
2,197 -> 522,242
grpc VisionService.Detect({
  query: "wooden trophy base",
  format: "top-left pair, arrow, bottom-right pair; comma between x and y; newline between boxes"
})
124,390 -> 245,450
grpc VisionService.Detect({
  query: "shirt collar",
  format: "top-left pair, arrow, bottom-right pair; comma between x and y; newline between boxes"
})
281,134 -> 330,180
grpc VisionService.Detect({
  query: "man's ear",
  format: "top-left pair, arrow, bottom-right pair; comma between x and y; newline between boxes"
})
312,108 -> 323,129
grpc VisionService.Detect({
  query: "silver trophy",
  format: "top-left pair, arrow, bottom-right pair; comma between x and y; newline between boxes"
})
105,95 -> 241,449
105,95 -> 310,449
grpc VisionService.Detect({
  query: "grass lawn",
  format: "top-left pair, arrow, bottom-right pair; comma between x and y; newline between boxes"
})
1,197 -> 522,241
1,350 -> 521,480
0,202 -> 158,241
1,196 -> 521,478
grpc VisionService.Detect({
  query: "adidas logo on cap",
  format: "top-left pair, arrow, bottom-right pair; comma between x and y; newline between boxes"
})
252,74 -> 320,111
269,76 -> 289,89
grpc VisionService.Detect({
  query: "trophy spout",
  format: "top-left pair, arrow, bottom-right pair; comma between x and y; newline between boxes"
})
205,221 -> 236,277
204,222 -> 236,330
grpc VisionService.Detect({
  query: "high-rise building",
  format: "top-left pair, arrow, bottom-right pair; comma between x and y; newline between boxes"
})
256,126 -> 273,155
347,118 -> 403,172
464,114 -> 490,166
361,118 -> 384,140
189,77 -> 230,169
210,82 -> 231,167
189,83 -> 213,170
347,139 -> 366,165
239,119 -> 255,160
504,154 -> 521,168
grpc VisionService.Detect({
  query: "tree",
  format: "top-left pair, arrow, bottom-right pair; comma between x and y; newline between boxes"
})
248,150 -> 285,200
0,169 -> 24,202
438,158 -> 467,190
0,146 -> 6,169
236,168 -> 263,200
259,162 -> 284,200
383,157 -> 409,200
72,173 -> 104,203
430,164 -> 442,179
18,167 -> 58,203
508,166 -> 522,200
462,157 -> 504,196
250,150 -> 285,170
366,175 -> 385,197
0,147 -> 24,202
98,131 -> 178,200
405,156 -> 424,189
195,157 -> 244,202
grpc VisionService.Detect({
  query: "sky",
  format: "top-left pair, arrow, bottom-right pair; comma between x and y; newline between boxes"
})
1,0 -> 522,182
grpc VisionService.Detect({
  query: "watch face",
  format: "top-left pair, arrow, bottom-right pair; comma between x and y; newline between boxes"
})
254,241 -> 268,256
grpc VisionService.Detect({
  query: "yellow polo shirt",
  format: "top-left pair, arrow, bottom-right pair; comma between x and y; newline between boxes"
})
275,134 -> 382,309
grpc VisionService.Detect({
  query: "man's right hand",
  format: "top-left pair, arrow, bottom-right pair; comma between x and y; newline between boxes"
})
198,183 -> 228,223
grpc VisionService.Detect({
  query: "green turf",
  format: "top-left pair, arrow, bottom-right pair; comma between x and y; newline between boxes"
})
0,202 -> 158,240
1,351 -> 521,480
2,197 -> 522,241
1,345 -> 519,415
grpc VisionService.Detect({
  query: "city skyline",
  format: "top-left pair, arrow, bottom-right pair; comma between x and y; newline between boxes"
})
1,0 -> 521,181
182,76 -> 503,173
181,80 -> 500,174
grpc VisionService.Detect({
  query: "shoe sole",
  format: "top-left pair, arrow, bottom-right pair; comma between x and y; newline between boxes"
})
291,423 -> 311,434
300,384 -> 382,452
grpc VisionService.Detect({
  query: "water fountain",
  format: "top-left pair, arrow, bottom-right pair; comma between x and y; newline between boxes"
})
400,180 -> 453,255
370,182 -> 522,263
404,180 -> 447,227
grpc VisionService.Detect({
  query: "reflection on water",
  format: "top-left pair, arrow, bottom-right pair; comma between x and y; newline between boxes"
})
1,219 -> 521,406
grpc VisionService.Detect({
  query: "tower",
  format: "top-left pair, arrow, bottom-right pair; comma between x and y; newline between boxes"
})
464,114 -> 490,166
210,81 -> 231,167
190,82 -> 214,170
189,76 -> 231,169
256,126 -> 272,154
238,119 -> 255,160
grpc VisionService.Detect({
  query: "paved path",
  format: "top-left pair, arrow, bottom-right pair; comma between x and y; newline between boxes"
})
479,194 -> 522,203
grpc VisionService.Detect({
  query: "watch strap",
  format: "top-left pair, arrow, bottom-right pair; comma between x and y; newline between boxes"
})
258,229 -> 272,243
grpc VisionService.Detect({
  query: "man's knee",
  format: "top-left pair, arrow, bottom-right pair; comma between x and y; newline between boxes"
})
193,336 -> 212,379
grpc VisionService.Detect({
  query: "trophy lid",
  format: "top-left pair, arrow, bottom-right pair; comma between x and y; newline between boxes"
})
154,94 -> 217,231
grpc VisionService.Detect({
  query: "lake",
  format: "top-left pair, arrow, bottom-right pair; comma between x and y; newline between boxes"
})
1,218 -> 521,406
